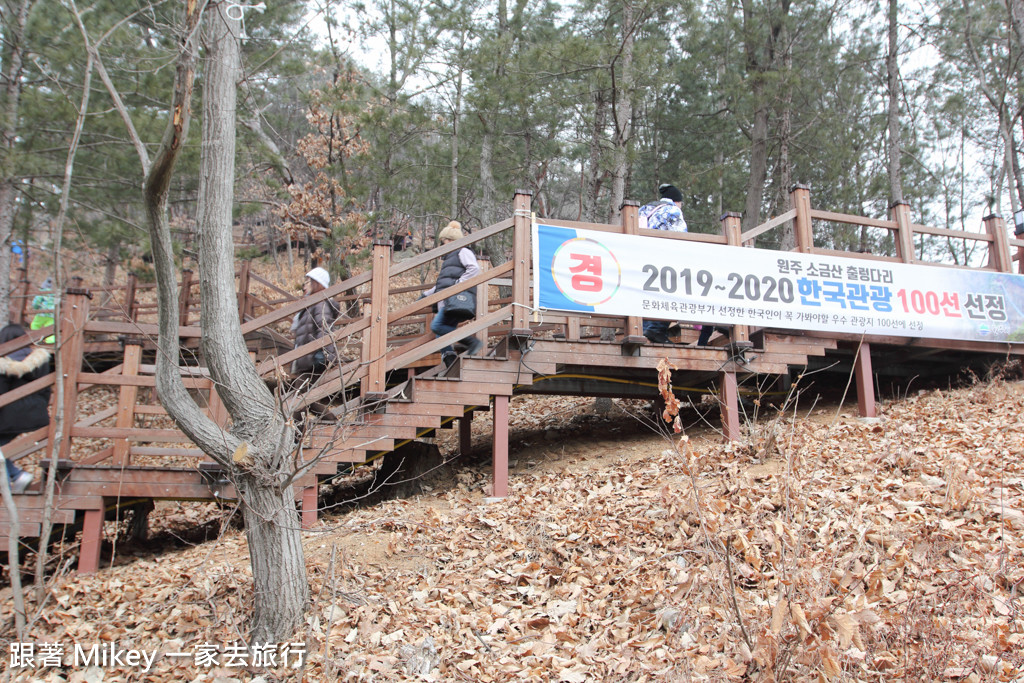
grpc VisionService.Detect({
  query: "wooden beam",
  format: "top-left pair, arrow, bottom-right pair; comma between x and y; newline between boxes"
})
113,342 -> 142,465
890,201 -> 915,263
854,342 -> 877,418
53,289 -> 90,461
721,212 -> 749,345
719,371 -> 741,441
301,485 -> 318,530
460,411 -> 473,459
791,185 -> 814,253
78,505 -> 104,574
984,214 -> 1012,273
491,396 -> 509,498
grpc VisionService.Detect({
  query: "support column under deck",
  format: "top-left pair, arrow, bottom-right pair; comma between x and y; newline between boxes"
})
78,506 -> 104,574
719,371 -> 741,441
491,396 -> 509,498
854,342 -> 877,418
301,485 -> 318,530
460,411 -> 473,459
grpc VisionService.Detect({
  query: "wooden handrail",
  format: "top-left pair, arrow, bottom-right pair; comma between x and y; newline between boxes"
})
0,373 -> 55,410
809,209 -> 898,230
741,209 -> 797,243
911,223 -> 991,241
238,217 -> 514,336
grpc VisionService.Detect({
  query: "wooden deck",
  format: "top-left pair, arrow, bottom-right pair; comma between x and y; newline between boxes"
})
3,187 -> 1024,573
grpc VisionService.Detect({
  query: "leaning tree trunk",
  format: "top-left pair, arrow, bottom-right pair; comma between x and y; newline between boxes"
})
137,0 -> 306,645
196,3 -> 307,644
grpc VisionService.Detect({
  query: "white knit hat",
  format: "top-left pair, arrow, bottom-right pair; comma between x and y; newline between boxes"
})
305,267 -> 330,289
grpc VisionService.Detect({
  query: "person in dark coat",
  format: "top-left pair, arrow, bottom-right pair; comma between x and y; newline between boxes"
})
0,324 -> 51,493
421,221 -> 482,367
290,267 -> 340,377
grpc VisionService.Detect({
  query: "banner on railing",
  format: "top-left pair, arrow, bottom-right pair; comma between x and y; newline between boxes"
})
532,222 -> 1024,344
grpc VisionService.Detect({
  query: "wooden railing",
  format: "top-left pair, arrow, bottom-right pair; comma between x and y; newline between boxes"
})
739,184 -> 1019,274
7,187 -> 1021,478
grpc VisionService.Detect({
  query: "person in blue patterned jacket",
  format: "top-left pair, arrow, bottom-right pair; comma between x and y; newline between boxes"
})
641,184 -> 687,343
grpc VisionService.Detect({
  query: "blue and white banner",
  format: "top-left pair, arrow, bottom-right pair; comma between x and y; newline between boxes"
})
532,222 -> 1024,344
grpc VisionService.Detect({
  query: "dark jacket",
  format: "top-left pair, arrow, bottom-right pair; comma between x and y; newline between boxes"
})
435,249 -> 468,293
0,347 -> 51,439
290,298 -> 341,374
429,248 -> 479,314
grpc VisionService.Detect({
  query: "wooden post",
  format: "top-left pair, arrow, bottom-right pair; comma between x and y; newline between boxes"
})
510,190 -> 533,341
890,201 -> 915,264
178,269 -> 194,325
473,257 -> 491,354
721,212 -> 750,345
983,214 -> 1012,273
237,259 -> 252,322
125,271 -> 138,322
491,396 -> 509,498
719,371 -> 741,441
621,200 -> 645,344
790,184 -> 814,253
363,241 -> 391,401
566,316 -> 581,342
207,377 -> 229,426
78,505 -> 104,574
301,485 -> 318,530
112,340 -> 142,466
459,410 -> 473,459
854,341 -> 877,418
50,288 -> 91,462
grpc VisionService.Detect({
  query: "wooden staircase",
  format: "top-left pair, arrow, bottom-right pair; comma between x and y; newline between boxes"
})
5,187 -> 1024,575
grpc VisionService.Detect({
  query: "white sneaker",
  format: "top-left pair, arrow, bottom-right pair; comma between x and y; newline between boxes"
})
11,471 -> 33,494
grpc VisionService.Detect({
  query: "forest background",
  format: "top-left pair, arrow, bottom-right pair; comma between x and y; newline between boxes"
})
1,0 -> 1024,303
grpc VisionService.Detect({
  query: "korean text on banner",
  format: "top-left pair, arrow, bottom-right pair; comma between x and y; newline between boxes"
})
532,222 -> 1024,344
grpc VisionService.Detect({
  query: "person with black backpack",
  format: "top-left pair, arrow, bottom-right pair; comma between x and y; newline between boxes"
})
0,324 -> 51,494
290,267 -> 341,378
422,221 -> 482,368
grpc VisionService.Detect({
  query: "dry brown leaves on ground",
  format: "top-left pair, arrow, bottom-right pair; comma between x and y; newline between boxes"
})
3,380 -> 1023,682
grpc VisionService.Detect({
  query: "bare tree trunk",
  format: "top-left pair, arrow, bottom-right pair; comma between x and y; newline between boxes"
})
1,459 -> 25,637
36,0 -> 94,601
886,0 -> 904,204
1000,112 -> 1022,214
1012,115 -> 1024,211
743,96 -> 770,232
740,0 -> 787,233
608,0 -> 635,225
479,118 -> 497,228
0,0 -> 35,327
196,3 -> 306,644
584,92 -> 607,223
84,0 -> 306,643
1010,0 -> 1024,53
777,20 -> 795,250
715,58 -> 726,220
450,70 -> 462,220
478,119 -> 508,265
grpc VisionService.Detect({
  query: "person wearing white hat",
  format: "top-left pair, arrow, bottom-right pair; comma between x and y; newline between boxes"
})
290,267 -> 340,376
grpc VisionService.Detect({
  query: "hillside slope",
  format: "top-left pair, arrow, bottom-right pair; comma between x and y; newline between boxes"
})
3,378 -> 1023,681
